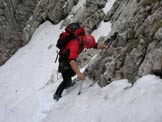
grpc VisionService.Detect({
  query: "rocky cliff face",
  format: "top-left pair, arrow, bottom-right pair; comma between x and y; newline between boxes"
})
0,0 -> 39,65
86,0 -> 162,86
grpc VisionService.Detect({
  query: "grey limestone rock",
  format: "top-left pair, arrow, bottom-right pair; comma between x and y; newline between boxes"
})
0,0 -> 39,65
155,27 -> 162,40
85,0 -> 162,86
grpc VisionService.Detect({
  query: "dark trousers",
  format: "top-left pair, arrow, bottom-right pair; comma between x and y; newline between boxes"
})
55,68 -> 75,97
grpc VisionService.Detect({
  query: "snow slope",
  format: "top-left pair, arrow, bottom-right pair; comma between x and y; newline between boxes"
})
1,0 -> 162,122
0,21 -> 62,122
45,75 -> 162,122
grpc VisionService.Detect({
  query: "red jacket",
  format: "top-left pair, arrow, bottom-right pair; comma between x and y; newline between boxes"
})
64,38 -> 84,61
59,37 -> 97,62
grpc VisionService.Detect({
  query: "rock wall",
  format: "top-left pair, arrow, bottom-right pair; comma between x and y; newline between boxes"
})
85,0 -> 162,86
23,0 -> 80,43
0,0 -> 39,65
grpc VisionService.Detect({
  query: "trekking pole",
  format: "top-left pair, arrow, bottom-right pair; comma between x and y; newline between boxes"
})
78,72 -> 87,95
78,80 -> 83,95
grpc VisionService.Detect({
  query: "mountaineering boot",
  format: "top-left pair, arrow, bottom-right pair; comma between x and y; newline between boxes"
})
53,93 -> 61,101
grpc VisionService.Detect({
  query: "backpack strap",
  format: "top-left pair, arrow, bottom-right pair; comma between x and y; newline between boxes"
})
77,37 -> 84,50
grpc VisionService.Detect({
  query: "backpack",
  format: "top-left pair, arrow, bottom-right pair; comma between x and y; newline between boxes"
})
56,22 -> 85,49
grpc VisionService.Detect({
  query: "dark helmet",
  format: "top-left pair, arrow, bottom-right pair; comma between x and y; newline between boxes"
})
82,35 -> 96,48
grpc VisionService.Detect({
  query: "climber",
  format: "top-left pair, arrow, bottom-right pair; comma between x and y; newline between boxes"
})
53,34 -> 107,101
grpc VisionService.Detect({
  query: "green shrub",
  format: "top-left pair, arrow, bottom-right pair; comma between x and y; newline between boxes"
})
137,0 -> 142,4
151,20 -> 162,36
127,73 -> 137,84
127,39 -> 139,53
141,0 -> 158,7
